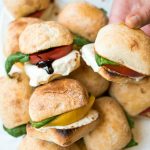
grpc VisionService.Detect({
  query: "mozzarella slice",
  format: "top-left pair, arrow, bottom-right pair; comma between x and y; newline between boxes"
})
24,50 -> 80,87
81,43 -> 99,72
9,64 -> 22,76
37,110 -> 99,132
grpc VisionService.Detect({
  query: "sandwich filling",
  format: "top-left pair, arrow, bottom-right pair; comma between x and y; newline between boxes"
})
140,107 -> 150,117
81,44 -> 145,80
27,10 -> 46,18
5,45 -> 80,87
30,95 -> 99,130
3,124 -> 26,137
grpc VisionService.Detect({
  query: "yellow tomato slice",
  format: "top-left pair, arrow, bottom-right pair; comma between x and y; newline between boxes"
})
15,62 -> 24,69
45,95 -> 95,126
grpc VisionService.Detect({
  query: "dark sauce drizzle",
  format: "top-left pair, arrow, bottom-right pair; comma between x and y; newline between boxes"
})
36,60 -> 54,74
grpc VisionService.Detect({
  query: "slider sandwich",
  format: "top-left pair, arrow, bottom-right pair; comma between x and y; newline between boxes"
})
4,17 -> 42,57
27,79 -> 99,147
4,0 -> 54,19
58,2 -> 108,48
0,72 -> 32,137
109,77 -> 150,117
81,24 -> 150,83
84,97 -> 137,150
5,21 -> 80,87
19,135 -> 81,150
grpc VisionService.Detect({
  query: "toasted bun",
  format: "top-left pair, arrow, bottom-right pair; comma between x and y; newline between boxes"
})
109,78 -> 150,116
4,0 -> 50,18
27,118 -> 99,147
69,60 -> 109,97
19,21 -> 73,54
0,73 -> 32,128
95,24 -> 150,75
58,2 -> 107,42
76,139 -> 87,150
4,17 -> 42,57
18,135 -> 81,150
84,97 -> 131,150
29,79 -> 88,122
98,66 -> 135,83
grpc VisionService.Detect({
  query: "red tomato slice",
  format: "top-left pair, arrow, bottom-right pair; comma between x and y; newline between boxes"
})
28,10 -> 45,18
29,45 -> 73,64
140,107 -> 150,117
104,64 -> 144,77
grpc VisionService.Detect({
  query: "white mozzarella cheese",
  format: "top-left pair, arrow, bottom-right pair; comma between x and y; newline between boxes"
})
81,43 -> 99,72
24,50 -> 80,87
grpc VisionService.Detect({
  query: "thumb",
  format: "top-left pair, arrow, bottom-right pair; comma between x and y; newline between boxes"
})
125,6 -> 150,28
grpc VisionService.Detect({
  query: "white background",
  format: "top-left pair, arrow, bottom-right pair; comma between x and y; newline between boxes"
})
0,0 -> 150,150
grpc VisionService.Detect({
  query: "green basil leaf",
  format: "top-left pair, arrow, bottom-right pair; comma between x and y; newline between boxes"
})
125,138 -> 138,148
125,113 -> 134,129
3,124 -> 26,137
73,35 -> 90,47
100,8 -> 107,15
30,116 -> 58,128
95,54 -> 117,66
5,52 -> 29,74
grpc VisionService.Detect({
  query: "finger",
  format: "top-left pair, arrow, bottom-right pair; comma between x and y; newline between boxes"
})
141,24 -> 150,36
109,0 -> 129,23
125,6 -> 150,28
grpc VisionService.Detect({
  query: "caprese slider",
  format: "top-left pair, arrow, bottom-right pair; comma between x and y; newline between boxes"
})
58,2 -> 107,48
5,21 -> 80,87
110,77 -> 150,117
0,72 -> 32,137
4,0 -> 54,19
81,24 -> 150,83
84,97 -> 137,150
4,17 -> 42,57
27,79 -> 99,147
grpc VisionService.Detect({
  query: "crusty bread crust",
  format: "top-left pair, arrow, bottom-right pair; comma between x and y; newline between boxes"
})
19,21 -> 73,54
27,118 -> 99,147
0,73 -> 32,128
58,2 -> 107,42
18,135 -> 81,150
109,77 -> 150,116
69,59 -> 109,97
98,66 -> 134,83
95,24 -> 150,75
4,0 -> 50,18
4,17 -> 42,57
84,97 -> 131,150
29,79 -> 89,122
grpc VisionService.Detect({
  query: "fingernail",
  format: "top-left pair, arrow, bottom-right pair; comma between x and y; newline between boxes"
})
126,15 -> 141,28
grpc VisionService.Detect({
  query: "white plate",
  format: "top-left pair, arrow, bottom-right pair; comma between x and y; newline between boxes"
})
0,0 -> 150,150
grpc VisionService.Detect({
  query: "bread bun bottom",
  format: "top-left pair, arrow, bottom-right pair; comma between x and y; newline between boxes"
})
27,118 -> 99,147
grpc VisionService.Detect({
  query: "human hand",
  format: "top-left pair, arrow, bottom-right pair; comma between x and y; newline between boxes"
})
109,0 -> 150,36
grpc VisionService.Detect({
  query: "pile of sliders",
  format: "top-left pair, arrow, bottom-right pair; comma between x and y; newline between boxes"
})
1,1 -> 150,150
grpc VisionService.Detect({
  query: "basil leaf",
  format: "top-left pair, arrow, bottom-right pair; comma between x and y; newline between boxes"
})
5,52 -> 29,74
125,113 -> 135,129
99,8 -> 107,15
125,138 -> 138,148
73,35 -> 90,47
95,54 -> 117,66
30,116 -> 58,128
3,124 -> 26,137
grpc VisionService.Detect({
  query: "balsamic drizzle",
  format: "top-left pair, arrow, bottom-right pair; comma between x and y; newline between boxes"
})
36,60 -> 54,74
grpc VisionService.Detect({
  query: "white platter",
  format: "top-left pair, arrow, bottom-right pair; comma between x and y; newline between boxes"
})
0,0 -> 150,150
